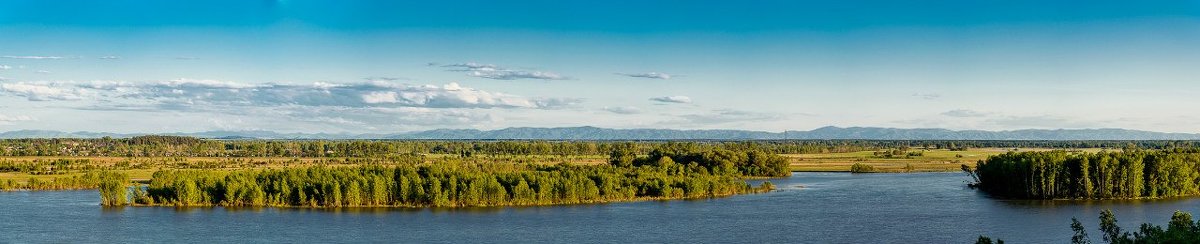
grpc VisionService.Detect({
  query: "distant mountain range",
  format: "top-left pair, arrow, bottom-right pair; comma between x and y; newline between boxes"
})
2,126 -> 1199,140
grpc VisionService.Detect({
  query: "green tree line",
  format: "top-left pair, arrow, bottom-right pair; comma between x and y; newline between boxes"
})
0,158 -> 110,174
965,149 -> 1200,199
124,162 -> 772,208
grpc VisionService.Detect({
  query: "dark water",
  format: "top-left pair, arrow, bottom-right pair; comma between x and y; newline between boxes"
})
3,172 -> 1198,243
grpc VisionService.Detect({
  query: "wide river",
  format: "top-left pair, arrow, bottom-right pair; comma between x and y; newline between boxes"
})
3,172 -> 1199,243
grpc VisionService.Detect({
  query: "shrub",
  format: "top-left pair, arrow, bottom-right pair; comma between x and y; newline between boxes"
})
850,163 -> 876,173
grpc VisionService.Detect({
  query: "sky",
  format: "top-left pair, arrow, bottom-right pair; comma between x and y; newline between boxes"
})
1,0 -> 1199,134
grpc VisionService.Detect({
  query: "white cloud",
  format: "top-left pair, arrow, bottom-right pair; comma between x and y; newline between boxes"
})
533,97 -> 584,108
159,78 -> 257,89
941,109 -> 989,118
440,63 -> 501,73
35,70 -> 51,74
650,95 -> 692,104
617,72 -> 673,79
469,70 -> 565,80
0,82 -> 87,101
363,76 -> 406,82
0,65 -> 11,70
99,56 -> 120,60
603,106 -> 642,114
1,79 -> 582,131
441,62 -> 570,80
1,55 -> 68,59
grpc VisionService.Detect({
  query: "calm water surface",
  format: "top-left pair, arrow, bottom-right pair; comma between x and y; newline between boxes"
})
3,172 -> 1198,243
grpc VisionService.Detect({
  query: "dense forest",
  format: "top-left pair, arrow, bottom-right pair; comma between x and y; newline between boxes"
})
977,210 -> 1200,243
2,135 -> 1196,157
965,149 -> 1200,199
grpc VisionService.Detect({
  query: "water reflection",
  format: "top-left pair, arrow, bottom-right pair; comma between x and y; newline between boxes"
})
100,205 -> 126,213
996,197 -> 1200,207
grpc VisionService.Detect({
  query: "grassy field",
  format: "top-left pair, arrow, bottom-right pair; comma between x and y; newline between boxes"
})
785,148 -> 1110,173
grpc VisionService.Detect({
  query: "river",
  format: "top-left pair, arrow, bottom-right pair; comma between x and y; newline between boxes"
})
2,172 -> 1198,243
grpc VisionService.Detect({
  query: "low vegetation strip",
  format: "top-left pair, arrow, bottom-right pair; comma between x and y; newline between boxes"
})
964,149 -> 1200,199
0,171 -> 126,191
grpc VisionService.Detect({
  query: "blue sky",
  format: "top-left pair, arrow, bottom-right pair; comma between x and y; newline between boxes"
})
1,1 -> 1199,133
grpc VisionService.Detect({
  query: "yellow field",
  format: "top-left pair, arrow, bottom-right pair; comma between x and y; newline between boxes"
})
786,148 -> 1111,173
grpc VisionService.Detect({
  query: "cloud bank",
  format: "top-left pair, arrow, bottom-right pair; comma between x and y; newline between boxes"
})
0,82 -> 87,101
1,79 -> 579,110
0,79 -> 591,131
